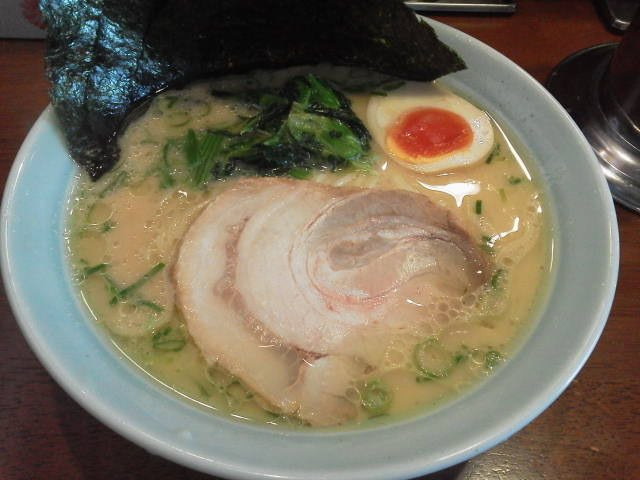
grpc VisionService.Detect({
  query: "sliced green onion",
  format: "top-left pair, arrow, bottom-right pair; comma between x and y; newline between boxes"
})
491,269 -> 506,289
100,220 -> 115,233
103,275 -> 121,305
196,382 -> 210,398
413,337 -> 454,381
484,350 -> 504,369
152,326 -> 186,352
192,132 -> 224,186
165,110 -> 191,127
83,263 -> 108,277
481,234 -> 496,253
153,339 -> 186,351
158,95 -> 180,111
111,262 -> 165,304
508,175 -> 523,185
136,299 -> 164,313
98,171 -> 128,198
289,166 -> 312,179
475,199 -> 483,215
184,129 -> 199,166
485,144 -> 501,164
360,379 -> 392,416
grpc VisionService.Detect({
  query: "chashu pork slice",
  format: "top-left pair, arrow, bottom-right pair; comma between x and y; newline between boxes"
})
174,177 -> 489,425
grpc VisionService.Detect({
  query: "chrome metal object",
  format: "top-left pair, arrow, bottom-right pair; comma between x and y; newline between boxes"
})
406,1 -> 516,13
547,16 -> 640,213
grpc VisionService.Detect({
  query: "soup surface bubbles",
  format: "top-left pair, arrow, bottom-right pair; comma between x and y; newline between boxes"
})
66,67 -> 552,428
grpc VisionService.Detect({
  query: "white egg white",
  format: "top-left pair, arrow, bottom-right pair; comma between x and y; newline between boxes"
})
366,82 -> 495,173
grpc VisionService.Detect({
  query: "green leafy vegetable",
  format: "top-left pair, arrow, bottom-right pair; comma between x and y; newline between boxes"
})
360,379 -> 392,416
42,0 -> 465,180
157,74 -> 371,188
184,130 -> 226,187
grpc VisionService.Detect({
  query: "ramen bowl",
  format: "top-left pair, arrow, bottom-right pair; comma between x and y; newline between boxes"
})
0,20 -> 618,480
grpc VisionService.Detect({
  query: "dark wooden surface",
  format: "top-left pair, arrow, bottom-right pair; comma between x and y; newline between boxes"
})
1,1 -> 638,479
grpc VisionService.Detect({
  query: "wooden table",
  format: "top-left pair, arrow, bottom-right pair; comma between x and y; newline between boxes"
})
1,1 -> 638,479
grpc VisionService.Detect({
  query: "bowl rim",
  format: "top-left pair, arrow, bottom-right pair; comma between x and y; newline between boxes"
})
1,19 -> 619,480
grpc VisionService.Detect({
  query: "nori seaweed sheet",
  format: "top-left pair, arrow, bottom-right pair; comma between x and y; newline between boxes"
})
40,0 -> 466,179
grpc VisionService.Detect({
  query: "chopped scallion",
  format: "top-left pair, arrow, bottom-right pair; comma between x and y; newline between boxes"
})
360,379 -> 392,416
152,326 -> 186,352
484,350 -> 504,369
485,144 -> 501,164
481,234 -> 497,253
289,166 -> 312,179
100,220 -> 115,233
122,262 -> 164,298
475,199 -> 483,215
136,299 -> 164,313
491,269 -> 506,289
508,176 -> 523,185
98,171 -> 128,198
83,262 -> 108,277
413,337 -> 455,381
110,262 -> 165,304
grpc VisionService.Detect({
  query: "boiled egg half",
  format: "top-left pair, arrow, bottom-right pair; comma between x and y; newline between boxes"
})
367,82 -> 495,173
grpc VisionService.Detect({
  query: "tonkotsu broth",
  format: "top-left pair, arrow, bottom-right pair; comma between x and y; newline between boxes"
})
65,68 -> 552,427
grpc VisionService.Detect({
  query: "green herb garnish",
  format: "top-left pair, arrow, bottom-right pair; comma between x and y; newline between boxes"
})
136,299 -> 164,313
289,166 -> 312,179
118,262 -> 165,300
152,326 -> 186,351
100,220 -> 116,233
413,337 -> 456,381
83,262 -> 108,277
360,379 -> 392,416
491,269 -> 506,289
77,262 -> 109,282
108,262 -> 165,305
475,199 -> 483,215
484,350 -> 504,369
196,382 -> 210,398
508,175 -> 523,185
481,234 -> 496,253
485,144 -> 501,164
98,170 -> 129,198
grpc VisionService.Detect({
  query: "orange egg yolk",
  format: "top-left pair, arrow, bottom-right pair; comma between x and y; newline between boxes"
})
388,107 -> 473,163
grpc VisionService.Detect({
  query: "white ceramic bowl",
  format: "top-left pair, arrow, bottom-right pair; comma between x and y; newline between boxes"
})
1,20 -> 618,480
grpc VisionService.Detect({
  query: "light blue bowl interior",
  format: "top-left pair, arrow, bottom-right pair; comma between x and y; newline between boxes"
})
1,21 -> 618,480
